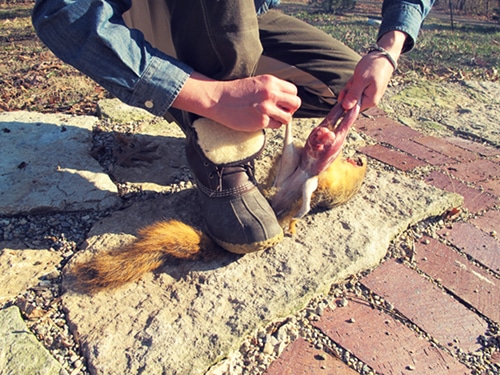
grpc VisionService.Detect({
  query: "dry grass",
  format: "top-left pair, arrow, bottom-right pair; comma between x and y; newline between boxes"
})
0,3 -> 108,115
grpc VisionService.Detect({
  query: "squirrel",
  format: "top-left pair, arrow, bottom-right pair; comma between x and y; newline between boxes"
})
67,155 -> 366,294
68,108 -> 367,294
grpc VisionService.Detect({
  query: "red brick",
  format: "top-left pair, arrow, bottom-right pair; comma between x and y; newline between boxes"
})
424,171 -> 498,213
355,117 -> 379,133
361,260 -> 487,353
360,144 -> 427,171
439,222 -> 500,273
264,337 -> 357,375
491,350 -> 500,365
415,237 -> 500,323
471,210 -> 500,235
314,297 -> 470,374
361,106 -> 387,118
413,136 -> 478,162
390,139 -> 457,165
444,159 -> 500,183
444,137 -> 499,158
477,178 -> 500,199
356,116 -> 422,145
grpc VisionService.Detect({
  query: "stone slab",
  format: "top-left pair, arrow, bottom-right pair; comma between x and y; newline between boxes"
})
0,245 -> 62,304
96,99 -> 190,192
0,306 -> 66,375
61,164 -> 462,375
97,98 -> 159,124
0,111 -> 120,215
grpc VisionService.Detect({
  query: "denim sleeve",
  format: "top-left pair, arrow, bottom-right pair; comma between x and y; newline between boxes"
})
378,0 -> 435,52
32,0 -> 193,116
254,0 -> 280,15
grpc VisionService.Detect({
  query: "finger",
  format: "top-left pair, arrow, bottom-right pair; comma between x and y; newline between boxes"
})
341,86 -> 363,111
277,94 -> 301,115
267,119 -> 284,129
266,105 -> 295,126
276,78 -> 299,95
337,79 -> 352,104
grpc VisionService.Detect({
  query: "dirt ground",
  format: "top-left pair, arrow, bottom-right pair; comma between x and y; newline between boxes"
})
382,80 -> 500,147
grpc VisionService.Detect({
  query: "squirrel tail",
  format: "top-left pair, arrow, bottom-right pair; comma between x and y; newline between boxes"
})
68,220 -> 212,294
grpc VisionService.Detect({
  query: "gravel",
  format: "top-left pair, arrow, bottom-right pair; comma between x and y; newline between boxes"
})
2,81 -> 499,374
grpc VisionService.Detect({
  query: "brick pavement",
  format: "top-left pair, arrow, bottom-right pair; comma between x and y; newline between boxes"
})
264,108 -> 499,374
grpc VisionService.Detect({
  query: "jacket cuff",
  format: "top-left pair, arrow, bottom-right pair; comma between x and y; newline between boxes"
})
378,3 -> 425,53
128,53 -> 193,117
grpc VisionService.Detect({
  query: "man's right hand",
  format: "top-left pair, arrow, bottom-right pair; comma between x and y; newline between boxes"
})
172,72 -> 301,132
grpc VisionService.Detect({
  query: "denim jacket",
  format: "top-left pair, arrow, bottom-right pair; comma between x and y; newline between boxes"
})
32,0 -> 433,116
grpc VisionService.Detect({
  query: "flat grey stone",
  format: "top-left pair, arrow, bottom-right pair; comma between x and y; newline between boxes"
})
61,166 -> 462,375
0,112 -> 120,215
0,245 -> 62,304
0,305 -> 66,375
97,99 -> 190,193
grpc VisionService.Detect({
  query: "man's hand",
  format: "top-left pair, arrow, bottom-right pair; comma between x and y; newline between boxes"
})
173,72 -> 301,132
339,30 -> 407,112
338,52 -> 395,111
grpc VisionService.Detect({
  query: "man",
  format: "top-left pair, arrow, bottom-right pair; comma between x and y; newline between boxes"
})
32,0 -> 434,254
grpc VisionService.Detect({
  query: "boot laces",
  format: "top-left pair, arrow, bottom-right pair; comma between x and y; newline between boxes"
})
214,162 -> 256,193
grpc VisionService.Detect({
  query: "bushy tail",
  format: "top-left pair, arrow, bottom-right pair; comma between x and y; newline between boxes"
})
68,220 -> 213,294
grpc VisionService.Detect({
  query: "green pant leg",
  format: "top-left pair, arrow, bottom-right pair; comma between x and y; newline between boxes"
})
165,0 -> 263,80
257,10 -> 360,117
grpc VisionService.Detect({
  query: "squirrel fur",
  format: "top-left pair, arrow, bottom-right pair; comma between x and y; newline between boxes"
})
69,220 -> 215,294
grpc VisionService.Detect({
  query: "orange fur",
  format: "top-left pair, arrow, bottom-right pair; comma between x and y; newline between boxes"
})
68,220 -> 213,294
313,155 -> 367,209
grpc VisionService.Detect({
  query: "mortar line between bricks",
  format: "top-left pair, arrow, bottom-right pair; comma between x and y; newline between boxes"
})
314,282 -> 478,374
438,234 -> 500,278
363,225 -> 498,371
450,129 -> 500,151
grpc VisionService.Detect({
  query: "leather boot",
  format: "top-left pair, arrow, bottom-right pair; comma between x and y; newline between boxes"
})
185,118 -> 283,254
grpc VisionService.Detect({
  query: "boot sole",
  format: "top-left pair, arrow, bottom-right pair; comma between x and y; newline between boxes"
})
213,229 -> 284,254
